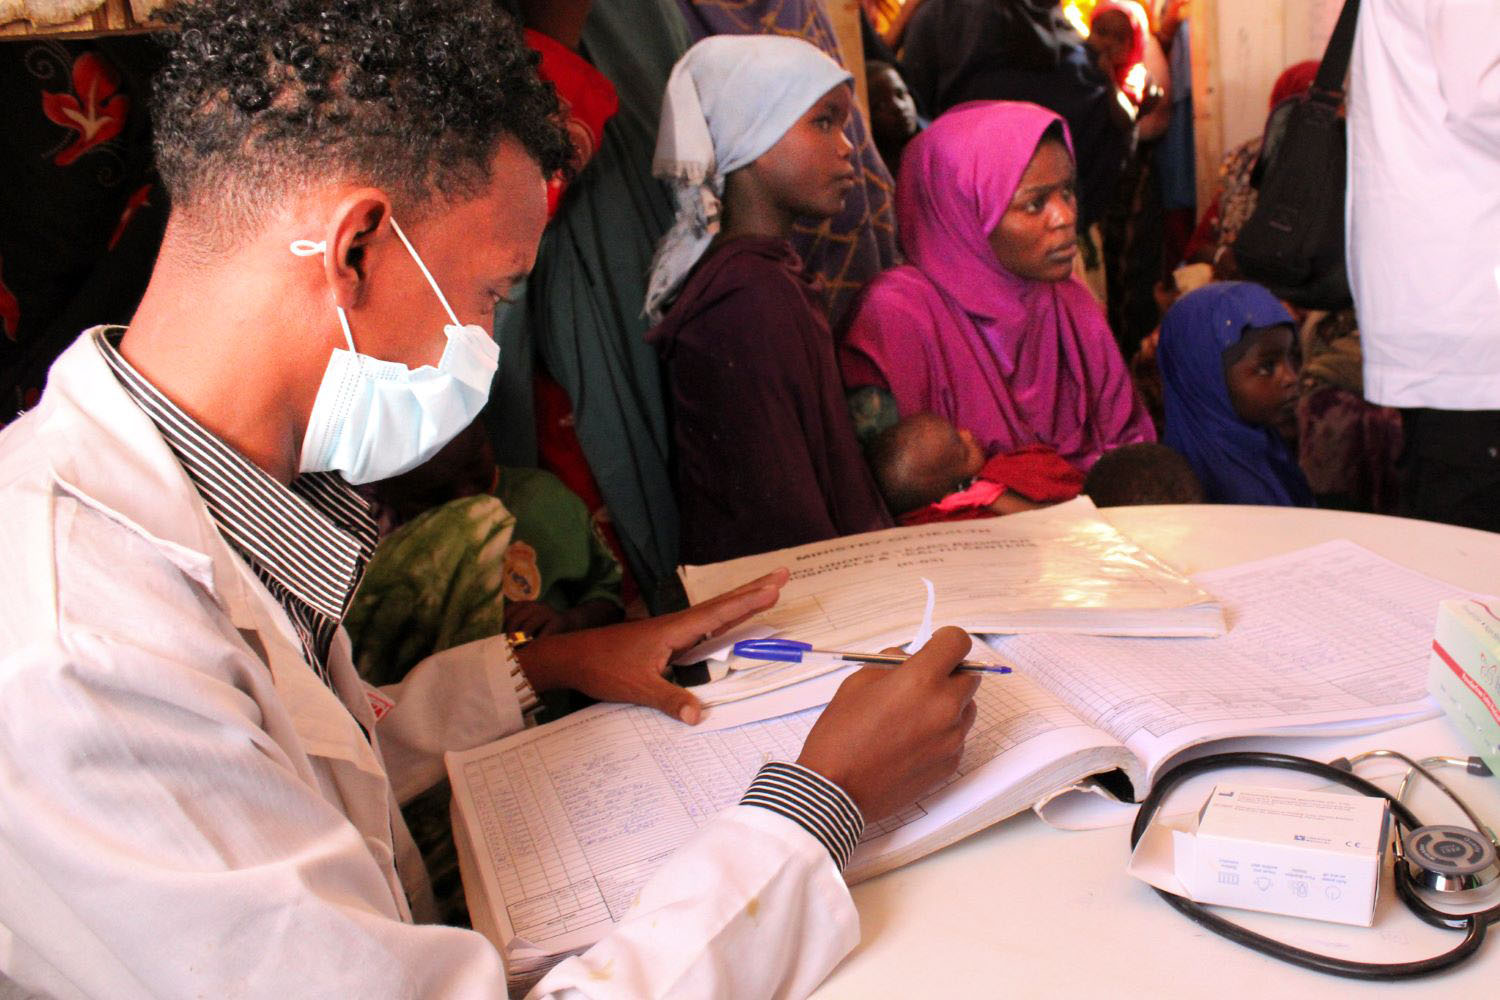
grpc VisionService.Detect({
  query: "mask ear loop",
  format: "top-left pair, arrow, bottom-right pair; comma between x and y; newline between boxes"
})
388,217 -> 464,328
290,239 -> 358,352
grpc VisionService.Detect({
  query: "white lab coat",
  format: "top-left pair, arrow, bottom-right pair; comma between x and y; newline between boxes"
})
0,333 -> 858,999
1347,0 -> 1500,409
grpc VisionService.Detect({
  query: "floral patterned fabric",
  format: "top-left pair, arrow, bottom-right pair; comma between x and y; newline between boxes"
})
0,37 -> 165,425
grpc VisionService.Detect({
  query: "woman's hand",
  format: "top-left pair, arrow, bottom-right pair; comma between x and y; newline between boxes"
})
514,570 -> 788,724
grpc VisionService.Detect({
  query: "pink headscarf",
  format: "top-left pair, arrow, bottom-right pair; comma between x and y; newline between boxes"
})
1090,0 -> 1149,87
840,101 -> 1154,471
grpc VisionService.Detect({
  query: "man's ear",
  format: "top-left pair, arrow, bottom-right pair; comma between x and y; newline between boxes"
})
322,190 -> 392,309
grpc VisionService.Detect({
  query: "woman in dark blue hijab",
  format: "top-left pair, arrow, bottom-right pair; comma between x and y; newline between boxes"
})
1159,282 -> 1314,506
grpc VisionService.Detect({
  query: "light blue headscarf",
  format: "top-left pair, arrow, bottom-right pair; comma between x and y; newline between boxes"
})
644,34 -> 851,321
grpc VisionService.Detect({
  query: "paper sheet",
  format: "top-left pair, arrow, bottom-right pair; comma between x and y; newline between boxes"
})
448,671 -> 1117,960
994,540 -> 1461,783
675,499 -> 1224,704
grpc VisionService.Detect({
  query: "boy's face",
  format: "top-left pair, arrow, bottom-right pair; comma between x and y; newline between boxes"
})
868,66 -> 918,145
1223,324 -> 1300,440
748,83 -> 856,220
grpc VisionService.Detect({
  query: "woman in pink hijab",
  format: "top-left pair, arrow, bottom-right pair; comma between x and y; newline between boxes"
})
840,101 -> 1154,472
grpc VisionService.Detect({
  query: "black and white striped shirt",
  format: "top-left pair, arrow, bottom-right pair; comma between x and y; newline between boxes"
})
98,328 -> 374,686
740,761 -> 865,871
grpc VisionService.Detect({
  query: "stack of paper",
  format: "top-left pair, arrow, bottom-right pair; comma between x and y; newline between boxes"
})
680,497 -> 1226,705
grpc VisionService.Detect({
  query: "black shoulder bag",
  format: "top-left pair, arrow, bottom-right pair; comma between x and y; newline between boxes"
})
1232,0 -> 1360,310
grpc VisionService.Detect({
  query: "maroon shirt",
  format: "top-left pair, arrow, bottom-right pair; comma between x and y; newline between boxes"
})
648,236 -> 892,564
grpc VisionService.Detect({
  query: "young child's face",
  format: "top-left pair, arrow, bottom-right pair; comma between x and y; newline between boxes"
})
1223,324 -> 1300,440
987,138 -> 1078,282
748,83 -> 856,220
867,65 -> 919,146
1088,11 -> 1136,78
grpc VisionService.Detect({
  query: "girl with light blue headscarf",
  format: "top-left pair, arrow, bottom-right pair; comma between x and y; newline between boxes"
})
644,34 -> 891,564
645,34 -> 857,321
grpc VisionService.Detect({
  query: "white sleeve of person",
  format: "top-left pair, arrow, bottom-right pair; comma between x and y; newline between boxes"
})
529,762 -> 864,999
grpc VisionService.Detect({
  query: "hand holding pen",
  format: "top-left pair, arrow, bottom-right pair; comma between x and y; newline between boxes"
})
796,626 -> 983,820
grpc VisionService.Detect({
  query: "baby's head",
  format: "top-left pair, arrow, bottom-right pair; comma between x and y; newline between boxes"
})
867,412 -> 986,515
1083,443 -> 1204,507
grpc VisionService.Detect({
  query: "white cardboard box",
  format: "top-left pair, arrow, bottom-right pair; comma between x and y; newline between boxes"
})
1179,783 -> 1389,926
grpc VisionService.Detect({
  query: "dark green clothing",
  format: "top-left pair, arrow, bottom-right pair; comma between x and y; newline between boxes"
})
492,466 -> 624,613
491,0 -> 691,613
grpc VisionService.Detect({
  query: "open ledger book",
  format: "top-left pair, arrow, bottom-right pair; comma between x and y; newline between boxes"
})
448,540 -> 1460,994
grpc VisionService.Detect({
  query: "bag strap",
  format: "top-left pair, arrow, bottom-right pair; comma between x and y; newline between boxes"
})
1310,0 -> 1361,105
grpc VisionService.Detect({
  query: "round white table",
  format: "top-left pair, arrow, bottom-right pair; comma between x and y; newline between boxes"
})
813,506 -> 1500,998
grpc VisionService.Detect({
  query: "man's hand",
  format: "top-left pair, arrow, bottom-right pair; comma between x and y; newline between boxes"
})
514,570 -> 788,724
795,626 -> 979,823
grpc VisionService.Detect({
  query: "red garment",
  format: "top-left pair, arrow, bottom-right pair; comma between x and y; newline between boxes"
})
1270,60 -> 1320,109
898,445 -> 1083,526
525,30 -> 619,216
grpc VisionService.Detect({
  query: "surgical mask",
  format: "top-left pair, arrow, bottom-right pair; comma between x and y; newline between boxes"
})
290,218 -> 500,484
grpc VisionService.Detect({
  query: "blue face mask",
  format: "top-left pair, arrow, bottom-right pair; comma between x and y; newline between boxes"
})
291,218 -> 500,485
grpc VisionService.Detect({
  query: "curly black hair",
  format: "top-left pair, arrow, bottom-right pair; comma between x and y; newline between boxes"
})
150,0 -> 571,236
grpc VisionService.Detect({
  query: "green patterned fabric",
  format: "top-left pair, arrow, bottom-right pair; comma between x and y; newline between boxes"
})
345,470 -> 625,686
345,495 -> 516,686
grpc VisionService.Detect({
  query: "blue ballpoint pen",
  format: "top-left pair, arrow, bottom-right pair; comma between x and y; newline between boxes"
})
731,638 -> 1011,675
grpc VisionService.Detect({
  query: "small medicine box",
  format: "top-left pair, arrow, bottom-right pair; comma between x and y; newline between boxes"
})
1180,783 -> 1389,926
1427,597 -> 1500,778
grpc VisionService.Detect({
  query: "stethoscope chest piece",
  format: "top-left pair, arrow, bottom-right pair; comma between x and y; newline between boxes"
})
1404,824 -> 1500,894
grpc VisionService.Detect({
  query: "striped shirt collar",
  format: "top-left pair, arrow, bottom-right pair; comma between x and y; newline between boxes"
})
93,328 -> 376,624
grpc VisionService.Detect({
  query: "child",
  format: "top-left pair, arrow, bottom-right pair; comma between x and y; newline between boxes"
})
1083,442 -> 1205,507
867,412 -> 1083,525
1085,0 -> 1162,116
345,419 -> 625,686
1157,282 -> 1313,506
645,35 -> 891,564
865,59 -> 921,178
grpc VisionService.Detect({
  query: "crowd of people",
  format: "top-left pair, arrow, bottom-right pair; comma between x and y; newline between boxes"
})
0,0 -> 1495,997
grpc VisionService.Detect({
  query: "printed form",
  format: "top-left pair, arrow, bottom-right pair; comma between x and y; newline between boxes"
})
449,673 -> 1113,956
451,539 -> 1465,972
995,539 -> 1461,780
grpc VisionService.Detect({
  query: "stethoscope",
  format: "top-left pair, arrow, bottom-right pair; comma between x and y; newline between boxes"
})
1131,749 -> 1500,978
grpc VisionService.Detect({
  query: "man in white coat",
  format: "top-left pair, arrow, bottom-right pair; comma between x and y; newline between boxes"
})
1346,0 -> 1500,531
0,1 -> 979,997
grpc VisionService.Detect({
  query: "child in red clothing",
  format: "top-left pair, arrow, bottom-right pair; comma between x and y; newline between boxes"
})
867,412 -> 1083,525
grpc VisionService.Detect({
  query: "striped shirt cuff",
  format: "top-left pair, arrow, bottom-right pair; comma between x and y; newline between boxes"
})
507,658 -> 542,723
739,761 -> 865,870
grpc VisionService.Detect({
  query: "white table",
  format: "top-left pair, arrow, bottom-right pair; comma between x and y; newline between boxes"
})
813,506 -> 1500,998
